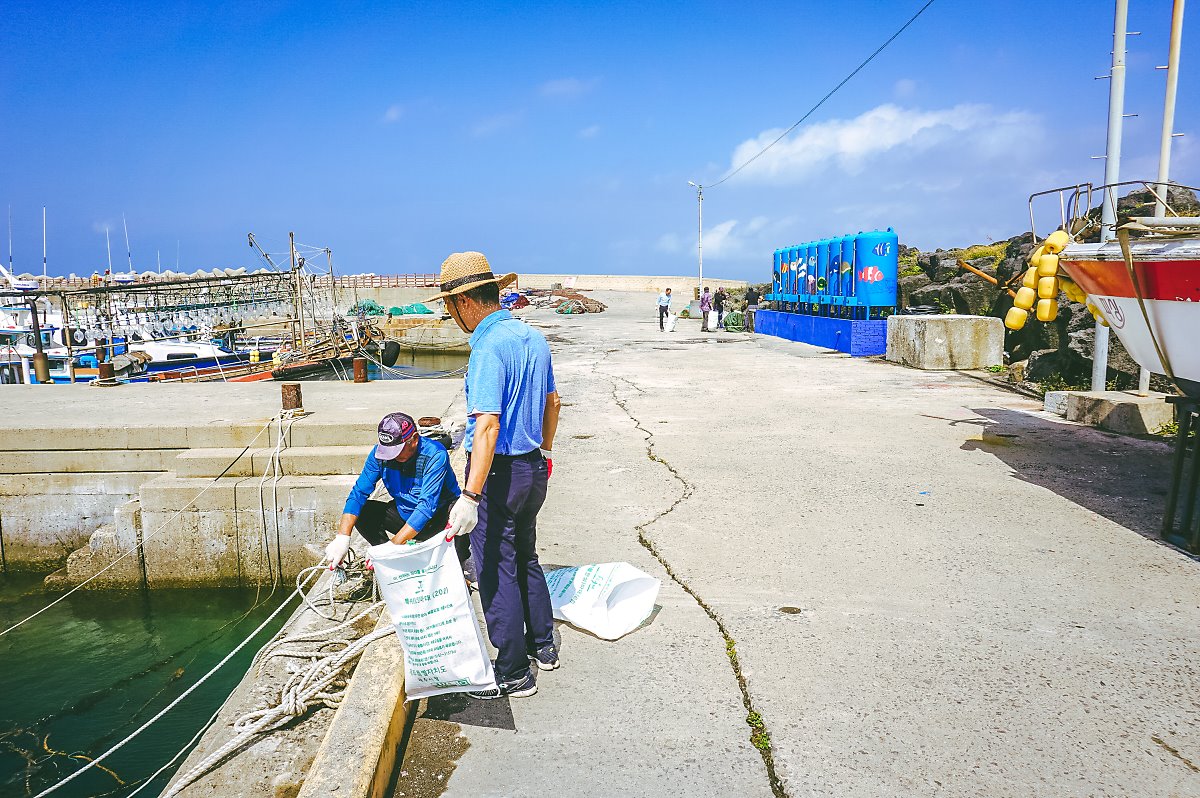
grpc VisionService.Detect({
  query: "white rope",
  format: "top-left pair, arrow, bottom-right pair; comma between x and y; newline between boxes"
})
159,569 -> 387,798
0,417 -> 276,638
31,573 -> 315,798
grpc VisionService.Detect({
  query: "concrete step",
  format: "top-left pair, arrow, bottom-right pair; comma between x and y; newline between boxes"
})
138,473 -> 357,513
0,448 -> 183,474
174,446 -> 372,479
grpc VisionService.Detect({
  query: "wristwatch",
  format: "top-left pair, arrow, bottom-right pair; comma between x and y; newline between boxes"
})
462,489 -> 482,502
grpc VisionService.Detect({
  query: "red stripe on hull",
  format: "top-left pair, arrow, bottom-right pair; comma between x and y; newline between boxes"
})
1061,258 -> 1200,301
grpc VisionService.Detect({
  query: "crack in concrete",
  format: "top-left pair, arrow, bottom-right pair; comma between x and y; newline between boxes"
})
603,370 -> 787,798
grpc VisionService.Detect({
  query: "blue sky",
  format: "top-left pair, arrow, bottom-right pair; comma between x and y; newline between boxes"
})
1,1 -> 1197,281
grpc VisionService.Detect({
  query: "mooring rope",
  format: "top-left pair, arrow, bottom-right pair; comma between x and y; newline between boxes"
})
0,416 -> 279,638
158,563 -> 385,798
30,570 -> 318,798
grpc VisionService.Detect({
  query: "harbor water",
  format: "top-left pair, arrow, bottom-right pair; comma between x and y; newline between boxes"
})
0,573 -> 291,798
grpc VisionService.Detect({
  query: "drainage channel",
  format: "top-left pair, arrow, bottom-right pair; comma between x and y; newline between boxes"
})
606,375 -> 788,798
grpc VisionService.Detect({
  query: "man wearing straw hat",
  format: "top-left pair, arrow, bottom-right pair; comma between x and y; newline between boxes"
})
430,251 -> 562,700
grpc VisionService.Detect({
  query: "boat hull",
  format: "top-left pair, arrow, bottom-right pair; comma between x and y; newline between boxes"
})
1060,238 -> 1200,389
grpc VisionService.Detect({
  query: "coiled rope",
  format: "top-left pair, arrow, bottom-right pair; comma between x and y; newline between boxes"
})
159,563 -> 386,798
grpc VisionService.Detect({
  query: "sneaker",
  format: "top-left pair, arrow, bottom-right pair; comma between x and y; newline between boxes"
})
529,644 -> 560,671
468,671 -> 537,700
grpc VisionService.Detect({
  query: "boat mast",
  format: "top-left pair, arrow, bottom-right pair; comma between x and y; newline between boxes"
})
41,206 -> 46,279
1093,0 -> 1130,392
1153,0 -> 1186,217
7,206 -> 12,279
105,227 -> 113,272
122,214 -> 133,273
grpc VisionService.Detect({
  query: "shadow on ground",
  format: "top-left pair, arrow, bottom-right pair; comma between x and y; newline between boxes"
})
960,407 -> 1175,543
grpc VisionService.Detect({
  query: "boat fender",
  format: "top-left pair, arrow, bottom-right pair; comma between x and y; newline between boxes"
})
1004,307 -> 1028,330
1035,253 -> 1059,278
1035,298 -> 1058,322
1037,276 -> 1059,300
381,340 -> 401,367
1014,286 -> 1037,311
1043,230 -> 1070,254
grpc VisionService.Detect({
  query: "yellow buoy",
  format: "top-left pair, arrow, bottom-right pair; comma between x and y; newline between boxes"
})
1005,306 -> 1028,330
1022,267 -> 1038,289
1044,230 -> 1070,254
1036,252 -> 1059,277
1036,298 -> 1058,322
1029,243 -> 1047,264
1014,286 -> 1037,310
250,349 -> 260,364
1037,275 -> 1058,299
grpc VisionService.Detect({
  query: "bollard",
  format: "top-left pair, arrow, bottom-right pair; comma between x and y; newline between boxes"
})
94,362 -> 118,387
281,382 -> 304,413
353,357 -> 368,383
32,353 -> 50,384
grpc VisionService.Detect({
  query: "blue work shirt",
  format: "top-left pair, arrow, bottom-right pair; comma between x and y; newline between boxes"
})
342,436 -> 460,533
464,309 -> 556,455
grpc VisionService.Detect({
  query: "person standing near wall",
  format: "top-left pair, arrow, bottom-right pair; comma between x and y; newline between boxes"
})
657,287 -> 672,331
431,251 -> 562,700
714,286 -> 728,331
699,286 -> 713,332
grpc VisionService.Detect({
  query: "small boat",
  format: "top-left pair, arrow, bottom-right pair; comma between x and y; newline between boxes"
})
1059,233 -> 1200,390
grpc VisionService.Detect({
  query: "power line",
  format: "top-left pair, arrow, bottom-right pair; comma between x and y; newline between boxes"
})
706,0 -> 937,190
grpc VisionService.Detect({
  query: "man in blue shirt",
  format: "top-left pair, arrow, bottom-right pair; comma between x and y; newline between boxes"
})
430,251 -> 562,700
324,412 -> 460,568
656,287 -> 672,331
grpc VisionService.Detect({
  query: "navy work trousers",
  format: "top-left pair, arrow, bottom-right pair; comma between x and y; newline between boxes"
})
467,450 -> 554,684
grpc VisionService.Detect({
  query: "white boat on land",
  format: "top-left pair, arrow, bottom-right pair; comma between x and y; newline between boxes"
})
1031,181 -> 1200,392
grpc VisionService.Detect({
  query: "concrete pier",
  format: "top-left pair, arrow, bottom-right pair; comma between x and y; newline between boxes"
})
4,291 -> 1197,797
0,381 -> 459,583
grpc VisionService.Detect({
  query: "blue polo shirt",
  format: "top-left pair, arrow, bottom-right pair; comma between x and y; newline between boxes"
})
464,309 -> 556,455
342,436 -> 460,533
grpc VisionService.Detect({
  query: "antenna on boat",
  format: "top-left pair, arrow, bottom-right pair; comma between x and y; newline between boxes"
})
122,214 -> 133,272
105,227 -> 113,272
7,205 -> 12,277
175,240 -> 180,271
157,249 -> 161,274
41,206 -> 47,279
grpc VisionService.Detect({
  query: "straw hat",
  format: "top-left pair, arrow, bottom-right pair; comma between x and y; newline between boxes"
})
426,251 -> 516,302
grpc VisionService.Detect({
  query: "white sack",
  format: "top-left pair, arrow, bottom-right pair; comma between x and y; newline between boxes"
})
545,562 -> 660,641
665,313 -> 678,332
369,537 -> 496,700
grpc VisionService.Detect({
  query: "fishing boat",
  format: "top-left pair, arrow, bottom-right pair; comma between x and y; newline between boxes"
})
1029,180 -> 1200,394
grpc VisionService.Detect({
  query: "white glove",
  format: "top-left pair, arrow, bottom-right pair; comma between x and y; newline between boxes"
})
325,534 -> 351,569
445,495 -> 479,540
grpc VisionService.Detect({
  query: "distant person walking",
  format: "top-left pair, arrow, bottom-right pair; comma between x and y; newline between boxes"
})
699,286 -> 713,332
431,251 -> 562,700
657,287 -> 672,331
714,287 -> 728,330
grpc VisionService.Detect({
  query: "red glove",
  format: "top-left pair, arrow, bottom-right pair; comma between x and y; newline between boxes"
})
540,448 -> 553,479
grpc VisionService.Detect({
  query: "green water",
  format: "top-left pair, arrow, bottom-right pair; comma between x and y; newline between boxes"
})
0,573 -> 291,798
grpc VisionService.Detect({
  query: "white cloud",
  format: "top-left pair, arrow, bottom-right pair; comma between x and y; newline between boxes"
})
656,232 -> 684,253
578,124 -> 600,139
381,104 -> 403,123
893,78 -> 917,99
471,112 -> 521,138
727,103 -> 1039,183
539,77 -> 599,99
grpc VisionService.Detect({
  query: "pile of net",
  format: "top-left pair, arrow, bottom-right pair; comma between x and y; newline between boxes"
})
349,299 -> 387,316
550,291 -> 607,314
388,303 -> 435,315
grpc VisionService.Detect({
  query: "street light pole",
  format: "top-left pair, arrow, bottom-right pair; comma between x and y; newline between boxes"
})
688,182 -> 703,296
